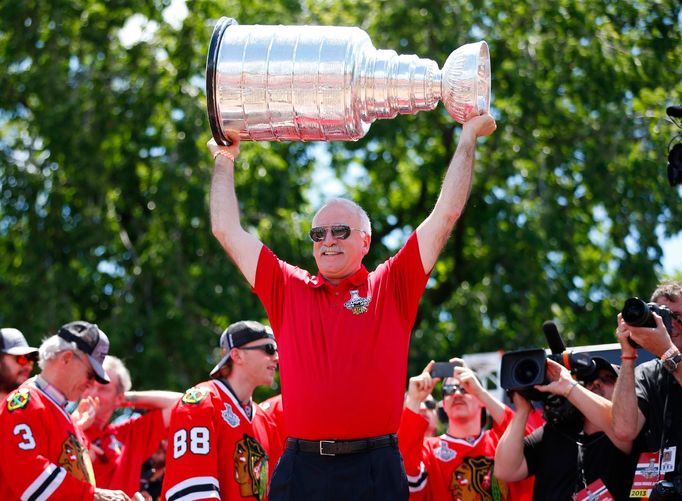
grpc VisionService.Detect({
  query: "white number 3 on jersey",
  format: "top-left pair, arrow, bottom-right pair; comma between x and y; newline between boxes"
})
13,423 -> 36,450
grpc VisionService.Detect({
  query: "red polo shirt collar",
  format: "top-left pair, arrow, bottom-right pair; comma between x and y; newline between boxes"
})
309,265 -> 369,289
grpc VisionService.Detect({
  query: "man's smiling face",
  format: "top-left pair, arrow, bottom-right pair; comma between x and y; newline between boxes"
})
311,202 -> 370,285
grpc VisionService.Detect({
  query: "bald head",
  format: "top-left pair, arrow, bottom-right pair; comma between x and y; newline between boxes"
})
313,198 -> 372,236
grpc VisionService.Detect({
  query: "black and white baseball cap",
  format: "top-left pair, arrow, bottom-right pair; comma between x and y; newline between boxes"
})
57,321 -> 110,384
210,321 -> 275,377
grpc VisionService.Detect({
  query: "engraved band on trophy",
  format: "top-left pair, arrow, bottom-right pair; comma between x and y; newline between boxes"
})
206,17 -> 491,144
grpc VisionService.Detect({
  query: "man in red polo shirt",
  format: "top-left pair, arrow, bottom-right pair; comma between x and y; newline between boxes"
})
208,110 -> 496,500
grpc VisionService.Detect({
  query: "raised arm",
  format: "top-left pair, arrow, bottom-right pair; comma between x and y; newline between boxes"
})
536,359 -> 632,453
455,365 -> 506,425
494,391 -> 530,482
208,132 -> 264,287
403,361 -> 437,414
611,314 -> 647,441
124,390 -> 182,427
398,363 -> 436,497
415,111 -> 496,274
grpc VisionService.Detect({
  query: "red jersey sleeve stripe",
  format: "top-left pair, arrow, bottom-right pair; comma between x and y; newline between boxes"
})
22,463 -> 66,501
165,476 -> 220,501
406,462 -> 428,492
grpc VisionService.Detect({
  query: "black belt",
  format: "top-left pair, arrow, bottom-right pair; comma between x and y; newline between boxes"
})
286,434 -> 397,456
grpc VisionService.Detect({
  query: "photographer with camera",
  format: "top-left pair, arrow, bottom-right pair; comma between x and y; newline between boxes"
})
612,281 -> 682,499
398,359 -> 533,500
495,357 -> 636,500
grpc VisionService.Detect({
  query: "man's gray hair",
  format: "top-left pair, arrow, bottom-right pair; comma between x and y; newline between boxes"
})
38,335 -> 80,370
103,356 -> 132,394
313,198 -> 372,236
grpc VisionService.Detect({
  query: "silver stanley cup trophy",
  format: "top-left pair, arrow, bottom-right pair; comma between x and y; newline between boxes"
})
207,17 -> 491,144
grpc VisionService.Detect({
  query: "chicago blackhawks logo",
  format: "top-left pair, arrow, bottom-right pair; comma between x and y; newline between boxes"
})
450,456 -> 509,501
234,434 -> 268,501
181,386 -> 209,404
6,388 -> 30,412
59,432 -> 94,485
344,290 -> 371,315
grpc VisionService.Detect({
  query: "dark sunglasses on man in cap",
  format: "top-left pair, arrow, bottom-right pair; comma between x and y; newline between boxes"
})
309,224 -> 366,242
239,343 -> 278,356
14,353 -> 38,367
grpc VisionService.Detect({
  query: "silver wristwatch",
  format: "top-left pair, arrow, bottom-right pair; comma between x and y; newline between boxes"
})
662,352 -> 682,373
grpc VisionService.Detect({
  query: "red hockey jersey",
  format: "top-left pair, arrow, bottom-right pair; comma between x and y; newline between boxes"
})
258,394 -> 285,473
398,406 -> 533,500
161,379 -> 272,501
85,409 -> 166,495
0,381 -> 96,500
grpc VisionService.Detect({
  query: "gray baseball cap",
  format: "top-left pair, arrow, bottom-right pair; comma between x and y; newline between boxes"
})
210,321 -> 275,377
57,321 -> 110,384
0,328 -> 38,357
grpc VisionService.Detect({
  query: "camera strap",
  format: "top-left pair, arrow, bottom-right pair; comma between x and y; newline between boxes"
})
657,371 -> 673,475
575,440 -> 587,495
572,432 -> 610,497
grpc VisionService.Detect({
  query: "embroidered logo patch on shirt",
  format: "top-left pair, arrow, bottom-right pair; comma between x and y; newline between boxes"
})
344,290 -> 371,315
222,403 -> 240,428
59,432 -> 94,484
181,387 -> 208,405
7,388 -> 30,412
435,440 -> 457,462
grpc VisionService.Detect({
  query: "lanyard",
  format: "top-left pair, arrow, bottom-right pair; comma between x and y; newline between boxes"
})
575,440 -> 587,496
570,431 -> 607,497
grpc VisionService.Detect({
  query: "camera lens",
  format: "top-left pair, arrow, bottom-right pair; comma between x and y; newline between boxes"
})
622,297 -> 653,327
514,359 -> 540,386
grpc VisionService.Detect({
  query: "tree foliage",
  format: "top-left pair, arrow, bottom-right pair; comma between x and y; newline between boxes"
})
0,0 -> 680,392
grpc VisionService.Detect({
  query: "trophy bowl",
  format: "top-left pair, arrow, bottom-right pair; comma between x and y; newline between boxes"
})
207,18 -> 491,144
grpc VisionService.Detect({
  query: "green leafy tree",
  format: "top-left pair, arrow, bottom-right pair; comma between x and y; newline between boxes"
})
1,0 -> 680,390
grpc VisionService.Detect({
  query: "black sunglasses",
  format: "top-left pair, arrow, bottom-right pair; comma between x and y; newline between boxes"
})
442,383 -> 467,396
15,353 -> 38,366
239,343 -> 278,356
309,225 -> 365,242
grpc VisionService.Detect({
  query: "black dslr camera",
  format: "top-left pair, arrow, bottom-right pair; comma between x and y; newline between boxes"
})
500,349 -> 595,401
500,321 -> 594,430
500,321 -> 596,401
649,476 -> 682,501
621,297 -> 674,348
666,105 -> 682,187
